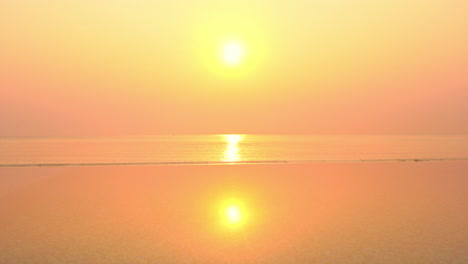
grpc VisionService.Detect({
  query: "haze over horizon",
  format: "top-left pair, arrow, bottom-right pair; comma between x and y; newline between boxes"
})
1,0 -> 467,136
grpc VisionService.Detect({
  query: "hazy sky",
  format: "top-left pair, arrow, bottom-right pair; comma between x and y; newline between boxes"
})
1,0 -> 467,136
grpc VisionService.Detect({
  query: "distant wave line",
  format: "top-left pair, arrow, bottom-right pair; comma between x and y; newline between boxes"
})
1,158 -> 468,167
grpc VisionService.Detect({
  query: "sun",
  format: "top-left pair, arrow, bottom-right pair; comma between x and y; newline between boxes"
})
226,205 -> 242,224
221,41 -> 246,66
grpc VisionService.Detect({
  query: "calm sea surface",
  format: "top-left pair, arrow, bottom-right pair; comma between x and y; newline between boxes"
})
0,136 -> 467,263
1,135 -> 467,166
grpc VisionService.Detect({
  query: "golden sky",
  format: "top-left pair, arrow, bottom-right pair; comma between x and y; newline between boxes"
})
1,0 -> 467,135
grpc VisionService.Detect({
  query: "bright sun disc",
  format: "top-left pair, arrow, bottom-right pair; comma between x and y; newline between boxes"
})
222,42 -> 245,66
226,205 -> 242,223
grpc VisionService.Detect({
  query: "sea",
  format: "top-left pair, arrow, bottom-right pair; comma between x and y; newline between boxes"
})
0,135 -> 467,263
1,134 -> 467,166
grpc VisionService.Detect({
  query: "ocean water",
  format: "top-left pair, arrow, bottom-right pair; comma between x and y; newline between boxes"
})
0,135 -> 467,263
1,135 -> 467,167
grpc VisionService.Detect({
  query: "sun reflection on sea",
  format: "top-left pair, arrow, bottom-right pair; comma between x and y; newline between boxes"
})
222,135 -> 244,162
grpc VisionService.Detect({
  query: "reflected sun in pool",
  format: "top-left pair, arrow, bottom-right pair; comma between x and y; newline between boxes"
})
220,199 -> 246,230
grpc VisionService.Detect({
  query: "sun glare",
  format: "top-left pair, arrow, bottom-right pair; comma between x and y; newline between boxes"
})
222,41 -> 245,66
226,205 -> 242,224
222,134 -> 244,162
221,201 -> 246,229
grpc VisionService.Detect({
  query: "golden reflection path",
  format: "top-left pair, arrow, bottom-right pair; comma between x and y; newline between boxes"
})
221,135 -> 244,162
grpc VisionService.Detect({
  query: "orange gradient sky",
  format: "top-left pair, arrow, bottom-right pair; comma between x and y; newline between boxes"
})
1,0 -> 467,136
